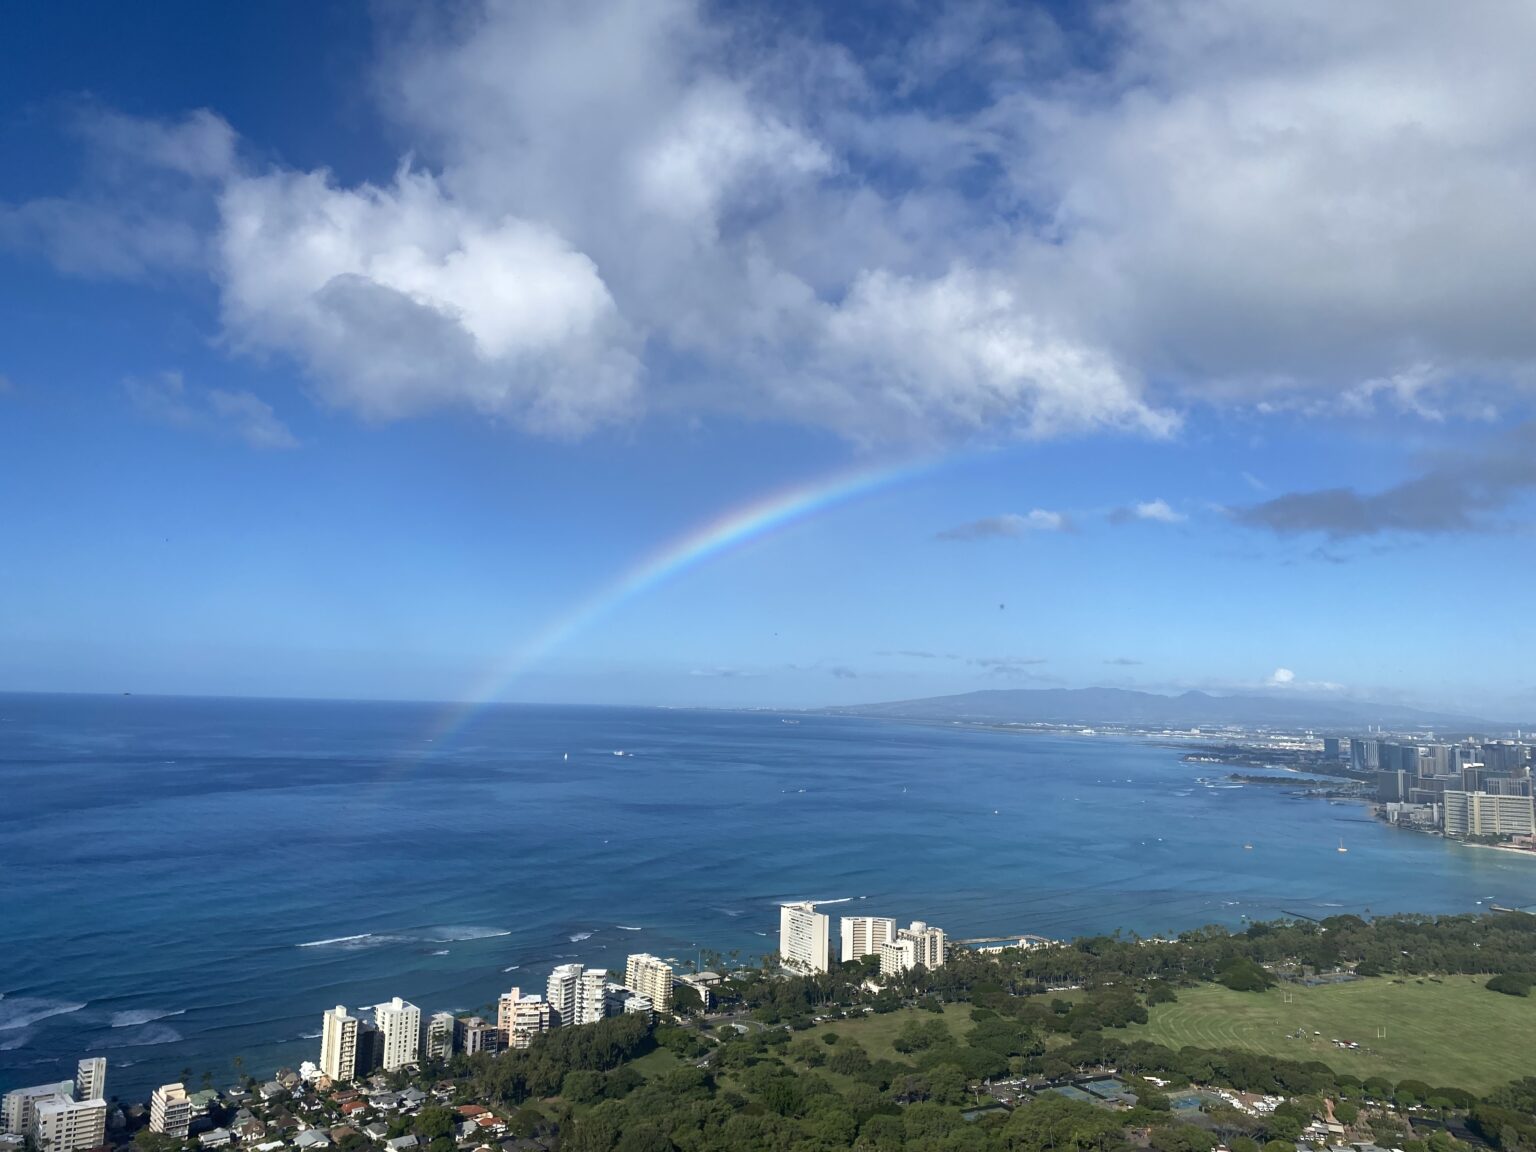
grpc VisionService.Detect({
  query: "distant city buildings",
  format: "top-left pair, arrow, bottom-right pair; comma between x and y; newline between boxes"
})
840,916 -> 895,963
880,921 -> 946,977
1345,735 -> 1534,842
150,1084 -> 192,1138
623,953 -> 674,1014
779,901 -> 832,973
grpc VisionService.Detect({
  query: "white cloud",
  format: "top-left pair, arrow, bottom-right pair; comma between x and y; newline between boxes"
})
1269,668 -> 1296,686
217,166 -> 639,434
1134,499 -> 1185,523
14,1 -> 1536,439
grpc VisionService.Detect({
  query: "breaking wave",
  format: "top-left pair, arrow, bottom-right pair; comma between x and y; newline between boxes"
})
110,1009 -> 185,1028
427,926 -> 511,942
568,932 -> 593,942
0,997 -> 88,1032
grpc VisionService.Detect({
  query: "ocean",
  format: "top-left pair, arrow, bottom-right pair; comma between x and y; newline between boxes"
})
2,693 -> 1532,1099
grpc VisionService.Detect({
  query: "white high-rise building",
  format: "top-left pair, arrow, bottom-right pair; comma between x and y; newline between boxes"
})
149,1084 -> 192,1138
779,901 -> 831,973
33,1097 -> 106,1152
879,921 -> 946,977
319,1005 -> 360,1081
374,997 -> 421,1071
839,916 -> 895,963
73,1061 -> 105,1106
623,954 -> 674,1013
577,969 -> 612,1025
546,963 -> 583,1028
3,1084 -> 75,1136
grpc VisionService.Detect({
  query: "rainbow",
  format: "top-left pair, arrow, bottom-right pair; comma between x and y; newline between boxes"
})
427,455 -> 938,739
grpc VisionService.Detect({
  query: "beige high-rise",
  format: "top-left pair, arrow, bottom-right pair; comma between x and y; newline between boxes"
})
623,953 -> 674,1013
150,1084 -> 192,1138
319,1005 -> 359,1081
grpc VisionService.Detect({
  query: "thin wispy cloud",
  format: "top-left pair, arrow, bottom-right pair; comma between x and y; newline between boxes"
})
1233,423 -> 1536,539
125,372 -> 297,450
969,656 -> 1051,679
936,510 -> 1067,541
1103,657 -> 1143,666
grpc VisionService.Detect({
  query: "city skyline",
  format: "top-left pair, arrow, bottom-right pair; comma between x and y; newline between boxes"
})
3,2 -> 1536,717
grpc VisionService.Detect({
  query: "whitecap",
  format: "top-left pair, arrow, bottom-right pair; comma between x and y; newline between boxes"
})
502,966 -> 520,972
110,1009 -> 185,1028
569,932 -> 593,943
615,925 -> 642,932
427,926 -> 512,942
296,933 -> 372,949
430,949 -> 450,956
299,1031 -> 321,1040
0,1030 -> 32,1051
0,998 -> 88,1032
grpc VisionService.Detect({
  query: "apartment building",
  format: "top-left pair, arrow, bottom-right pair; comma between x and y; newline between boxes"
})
623,954 -> 674,1014
374,998 -> 421,1071
149,1084 -> 192,1138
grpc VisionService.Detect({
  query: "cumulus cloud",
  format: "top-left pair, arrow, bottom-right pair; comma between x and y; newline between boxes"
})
218,166 -> 639,435
1232,423 -> 1536,538
13,1 -> 1536,439
1269,668 -> 1296,686
935,509 -> 1067,540
125,372 -> 296,450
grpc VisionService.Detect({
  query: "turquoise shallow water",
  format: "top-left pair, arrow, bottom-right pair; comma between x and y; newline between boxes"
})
2,693 -> 1532,1098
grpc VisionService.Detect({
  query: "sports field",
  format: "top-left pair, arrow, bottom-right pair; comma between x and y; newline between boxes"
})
1121,975 -> 1535,1093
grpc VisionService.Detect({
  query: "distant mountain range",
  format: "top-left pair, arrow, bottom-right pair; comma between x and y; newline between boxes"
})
822,686 -> 1515,733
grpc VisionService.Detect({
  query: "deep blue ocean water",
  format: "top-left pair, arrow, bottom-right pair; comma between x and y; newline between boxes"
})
3,693 -> 1533,1099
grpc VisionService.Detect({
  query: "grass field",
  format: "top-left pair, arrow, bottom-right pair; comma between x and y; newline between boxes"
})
808,1002 -> 972,1062
1121,975 -> 1535,1093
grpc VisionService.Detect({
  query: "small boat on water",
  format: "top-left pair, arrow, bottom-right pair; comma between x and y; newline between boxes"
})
1337,838 -> 1349,853
1243,843 -> 1254,850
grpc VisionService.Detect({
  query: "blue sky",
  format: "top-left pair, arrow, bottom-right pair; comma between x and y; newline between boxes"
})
2,1 -> 1535,715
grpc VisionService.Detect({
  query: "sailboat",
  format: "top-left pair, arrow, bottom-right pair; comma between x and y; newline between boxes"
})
1337,838 -> 1349,853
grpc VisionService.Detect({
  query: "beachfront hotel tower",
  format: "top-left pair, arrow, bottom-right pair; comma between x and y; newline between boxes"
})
779,901 -> 832,973
840,916 -> 895,963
